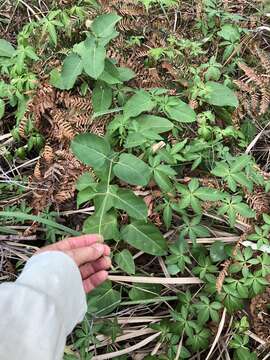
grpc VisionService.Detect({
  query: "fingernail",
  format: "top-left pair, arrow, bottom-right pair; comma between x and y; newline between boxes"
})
104,256 -> 112,266
96,235 -> 104,243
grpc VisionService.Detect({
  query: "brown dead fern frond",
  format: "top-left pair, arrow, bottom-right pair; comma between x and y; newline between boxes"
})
216,232 -> 250,294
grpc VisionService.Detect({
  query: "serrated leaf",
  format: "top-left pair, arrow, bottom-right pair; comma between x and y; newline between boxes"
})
123,90 -> 154,119
115,249 -> 135,274
113,153 -> 151,186
121,221 -> 167,256
92,81 -> 112,113
206,81 -> 239,107
114,188 -> 147,220
0,39 -> 16,57
71,133 -> 111,169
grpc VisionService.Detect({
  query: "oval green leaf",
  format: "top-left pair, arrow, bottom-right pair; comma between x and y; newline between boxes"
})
206,81 -> 239,107
71,133 -> 111,168
121,221 -> 167,256
115,249 -> 135,275
113,153 -> 151,186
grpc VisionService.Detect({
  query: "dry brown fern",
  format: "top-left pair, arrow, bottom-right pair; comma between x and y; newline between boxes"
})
234,49 -> 270,122
216,232 -> 250,294
250,275 -> 270,342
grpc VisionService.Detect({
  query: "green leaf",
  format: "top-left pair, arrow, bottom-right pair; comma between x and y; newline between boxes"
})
114,188 -> 147,220
166,100 -> 196,123
92,82 -> 112,113
74,38 -> 106,79
121,221 -> 167,256
98,60 -> 122,85
83,211 -> 119,240
123,90 -> 155,119
50,53 -> 83,90
0,99 -> 5,119
117,67 -> 136,81
231,155 -> 251,172
87,281 -> 121,316
114,153 -> 151,186
234,203 -> 255,218
124,132 -> 147,148
136,115 -> 174,133
0,212 -> 80,236
211,163 -> 229,177
0,39 -> 16,57
206,81 -> 239,107
231,173 -> 253,191
163,204 -> 172,230
115,249 -> 135,274
154,170 -> 173,192
71,133 -> 111,169
210,241 -> 227,262
195,187 -> 225,201
218,24 -> 240,43
91,13 -> 121,39
76,172 -> 96,191
129,283 -> 162,300
77,187 -> 96,207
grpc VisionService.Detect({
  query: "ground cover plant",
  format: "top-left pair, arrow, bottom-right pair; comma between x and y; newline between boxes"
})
0,0 -> 270,359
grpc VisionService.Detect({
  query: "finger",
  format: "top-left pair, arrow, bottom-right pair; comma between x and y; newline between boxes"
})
38,234 -> 104,253
80,256 -> 111,279
103,244 -> 111,257
83,270 -> 108,293
65,243 -> 106,266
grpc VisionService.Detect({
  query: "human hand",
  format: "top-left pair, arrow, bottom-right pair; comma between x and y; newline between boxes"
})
37,234 -> 111,293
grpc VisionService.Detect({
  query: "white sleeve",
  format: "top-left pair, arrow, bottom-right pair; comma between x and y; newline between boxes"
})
0,251 -> 87,360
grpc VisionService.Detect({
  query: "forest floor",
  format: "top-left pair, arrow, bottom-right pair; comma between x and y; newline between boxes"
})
0,1 -> 270,359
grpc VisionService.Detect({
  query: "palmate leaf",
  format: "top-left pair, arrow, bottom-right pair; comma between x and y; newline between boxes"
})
121,221 -> 167,256
113,153 -> 151,186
